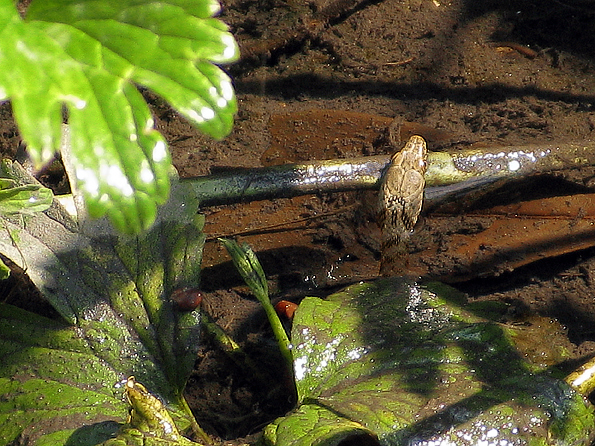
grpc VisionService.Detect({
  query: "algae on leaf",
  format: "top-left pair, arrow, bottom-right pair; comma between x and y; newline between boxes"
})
0,162 -> 207,445
264,278 -> 595,446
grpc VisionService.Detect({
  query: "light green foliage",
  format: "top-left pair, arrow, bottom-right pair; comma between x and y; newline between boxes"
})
0,0 -> 238,233
0,179 -> 52,217
264,278 -> 595,446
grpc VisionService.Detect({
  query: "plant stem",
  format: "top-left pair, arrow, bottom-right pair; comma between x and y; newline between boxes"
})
219,239 -> 294,374
184,141 -> 595,208
566,356 -> 595,396
178,395 -> 213,445
202,314 -> 272,386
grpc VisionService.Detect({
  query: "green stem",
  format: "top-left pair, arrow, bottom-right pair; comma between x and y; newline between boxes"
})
258,290 -> 294,371
184,141 -> 595,207
178,394 -> 212,445
218,238 -> 294,374
566,356 -> 595,396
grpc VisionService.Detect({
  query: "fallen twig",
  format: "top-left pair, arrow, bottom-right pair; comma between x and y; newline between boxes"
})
185,141 -> 595,207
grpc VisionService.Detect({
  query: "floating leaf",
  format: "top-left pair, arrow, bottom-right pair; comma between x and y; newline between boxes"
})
0,0 -> 238,233
0,161 -> 207,445
264,278 -> 595,446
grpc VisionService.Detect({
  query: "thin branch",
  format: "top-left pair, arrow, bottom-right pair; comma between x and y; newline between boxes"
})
184,141 -> 595,208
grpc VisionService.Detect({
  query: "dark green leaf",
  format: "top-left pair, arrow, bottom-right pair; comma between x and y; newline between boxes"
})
0,164 -> 207,445
264,278 -> 595,446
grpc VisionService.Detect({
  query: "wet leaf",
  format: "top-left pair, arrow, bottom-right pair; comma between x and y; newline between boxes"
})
263,278 -> 595,446
0,304 -> 124,445
0,163 -> 206,445
0,0 -> 238,233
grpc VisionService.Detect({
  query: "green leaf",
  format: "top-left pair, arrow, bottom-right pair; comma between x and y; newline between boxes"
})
0,163 -> 207,445
263,404 -> 373,446
264,278 -> 595,446
0,162 -> 53,280
218,238 -> 269,301
0,261 -> 9,280
0,178 -> 53,216
0,0 -> 238,233
0,304 -> 124,446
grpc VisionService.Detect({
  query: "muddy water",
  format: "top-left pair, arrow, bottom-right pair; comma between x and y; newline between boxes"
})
2,0 -> 595,443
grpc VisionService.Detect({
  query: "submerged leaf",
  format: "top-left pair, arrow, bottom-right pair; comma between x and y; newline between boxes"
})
0,164 -> 206,445
264,278 -> 595,446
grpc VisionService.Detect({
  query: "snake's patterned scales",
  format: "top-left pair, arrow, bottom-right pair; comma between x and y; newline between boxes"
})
377,135 -> 428,276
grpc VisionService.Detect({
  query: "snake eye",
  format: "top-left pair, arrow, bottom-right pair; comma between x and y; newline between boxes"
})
171,288 -> 203,311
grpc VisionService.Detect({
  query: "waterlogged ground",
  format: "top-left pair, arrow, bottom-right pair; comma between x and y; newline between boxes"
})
2,0 -> 595,444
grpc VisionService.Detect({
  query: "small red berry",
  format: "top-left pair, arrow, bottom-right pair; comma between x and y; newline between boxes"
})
275,300 -> 298,319
171,288 -> 203,311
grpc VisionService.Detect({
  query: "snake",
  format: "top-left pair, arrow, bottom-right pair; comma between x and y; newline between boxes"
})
377,135 -> 428,276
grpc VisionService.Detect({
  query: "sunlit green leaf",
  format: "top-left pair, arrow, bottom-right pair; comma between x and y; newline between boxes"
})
0,0 -> 238,233
0,161 -> 54,281
0,304 -> 124,446
0,178 -> 53,216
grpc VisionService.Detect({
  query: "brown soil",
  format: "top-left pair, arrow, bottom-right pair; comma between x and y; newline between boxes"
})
3,0 -> 595,444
